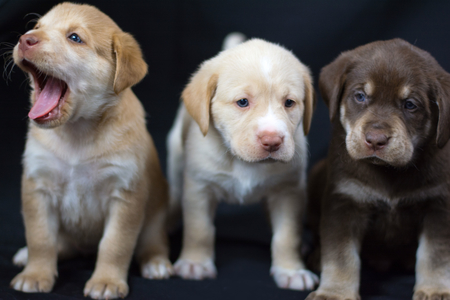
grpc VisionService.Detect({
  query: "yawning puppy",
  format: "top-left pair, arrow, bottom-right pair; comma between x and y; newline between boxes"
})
167,37 -> 319,290
307,39 -> 450,300
10,3 -> 171,299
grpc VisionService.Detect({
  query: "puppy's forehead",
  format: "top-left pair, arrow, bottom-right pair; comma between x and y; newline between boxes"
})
40,3 -> 118,32
217,41 -> 306,98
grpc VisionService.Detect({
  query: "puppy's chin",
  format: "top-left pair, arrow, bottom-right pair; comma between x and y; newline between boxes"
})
348,151 -> 412,168
230,147 -> 293,164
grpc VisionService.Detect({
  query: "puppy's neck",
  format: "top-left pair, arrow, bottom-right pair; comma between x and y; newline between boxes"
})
41,88 -> 141,146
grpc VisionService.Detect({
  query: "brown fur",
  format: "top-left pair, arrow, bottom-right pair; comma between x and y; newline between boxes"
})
307,39 -> 450,300
10,3 -> 171,299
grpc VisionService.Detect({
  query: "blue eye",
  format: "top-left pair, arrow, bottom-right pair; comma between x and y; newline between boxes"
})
404,99 -> 417,110
285,99 -> 295,107
355,92 -> 366,102
237,98 -> 249,107
68,33 -> 83,44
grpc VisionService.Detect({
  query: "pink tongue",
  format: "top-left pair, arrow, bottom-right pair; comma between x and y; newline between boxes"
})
28,77 -> 63,119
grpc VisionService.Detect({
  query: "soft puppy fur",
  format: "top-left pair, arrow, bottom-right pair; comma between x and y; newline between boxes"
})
307,39 -> 450,300
167,37 -> 318,290
10,3 -> 171,299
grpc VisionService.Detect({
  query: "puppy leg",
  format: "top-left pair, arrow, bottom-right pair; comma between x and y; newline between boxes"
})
11,177 -> 58,293
137,207 -> 173,279
414,206 -> 450,300
267,188 -> 319,290
84,192 -> 145,300
174,176 -> 217,280
13,233 -> 78,267
13,231 -> 79,267
306,198 -> 366,300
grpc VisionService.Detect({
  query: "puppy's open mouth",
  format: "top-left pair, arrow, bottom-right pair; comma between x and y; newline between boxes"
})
22,60 -> 69,122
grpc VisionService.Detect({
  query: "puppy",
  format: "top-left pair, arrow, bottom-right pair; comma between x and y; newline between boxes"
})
167,37 -> 319,290
306,38 -> 450,300
10,3 -> 171,299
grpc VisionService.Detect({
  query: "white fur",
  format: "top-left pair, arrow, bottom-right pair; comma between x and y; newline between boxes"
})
24,133 -> 138,242
257,104 -> 289,138
168,38 -> 315,290
261,56 -> 273,81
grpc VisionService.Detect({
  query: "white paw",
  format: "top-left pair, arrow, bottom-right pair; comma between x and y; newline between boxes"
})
13,247 -> 28,267
174,258 -> 217,280
84,276 -> 128,299
11,268 -> 55,293
271,266 -> 319,291
141,257 -> 173,279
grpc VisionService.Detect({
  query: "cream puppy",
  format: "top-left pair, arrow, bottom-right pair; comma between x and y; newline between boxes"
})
10,3 -> 171,299
167,37 -> 318,290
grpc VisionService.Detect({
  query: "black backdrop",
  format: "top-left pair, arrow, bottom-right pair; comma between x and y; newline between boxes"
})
1,0 -> 449,299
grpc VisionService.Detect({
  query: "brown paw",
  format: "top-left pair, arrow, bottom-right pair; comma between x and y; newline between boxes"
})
141,257 -> 173,279
414,290 -> 450,300
10,268 -> 55,293
84,276 -> 128,299
306,290 -> 360,300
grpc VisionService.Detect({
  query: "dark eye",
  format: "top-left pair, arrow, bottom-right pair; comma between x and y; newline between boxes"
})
285,99 -> 295,107
404,99 -> 417,111
68,33 -> 83,44
237,98 -> 249,107
354,92 -> 366,103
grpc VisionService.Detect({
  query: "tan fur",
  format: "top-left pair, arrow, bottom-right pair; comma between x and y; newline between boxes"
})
168,38 -> 318,290
10,3 -> 171,299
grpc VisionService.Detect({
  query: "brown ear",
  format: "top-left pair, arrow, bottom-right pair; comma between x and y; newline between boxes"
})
319,53 -> 352,121
435,73 -> 450,148
181,63 -> 218,136
302,72 -> 316,136
112,32 -> 148,95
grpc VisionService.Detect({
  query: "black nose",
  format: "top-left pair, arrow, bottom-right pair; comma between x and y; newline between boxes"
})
365,131 -> 389,151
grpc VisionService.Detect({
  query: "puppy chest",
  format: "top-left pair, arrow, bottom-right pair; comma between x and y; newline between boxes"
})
26,153 -> 137,232
206,164 -> 296,204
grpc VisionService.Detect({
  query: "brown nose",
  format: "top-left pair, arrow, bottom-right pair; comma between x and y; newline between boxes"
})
19,34 -> 39,53
365,131 -> 389,151
260,134 -> 283,152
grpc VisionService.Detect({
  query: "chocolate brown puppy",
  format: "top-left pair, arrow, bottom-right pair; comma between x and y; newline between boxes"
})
307,39 -> 450,300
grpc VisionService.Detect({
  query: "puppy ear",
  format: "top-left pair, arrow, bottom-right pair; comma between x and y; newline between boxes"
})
112,32 -> 148,95
302,72 -> 316,136
182,63 -> 218,136
435,74 -> 450,148
319,53 -> 352,121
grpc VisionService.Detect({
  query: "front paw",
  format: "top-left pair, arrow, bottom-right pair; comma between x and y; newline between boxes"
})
141,256 -> 173,279
10,268 -> 55,293
306,289 -> 360,300
271,266 -> 319,291
173,258 -> 217,280
414,289 -> 450,300
84,276 -> 128,299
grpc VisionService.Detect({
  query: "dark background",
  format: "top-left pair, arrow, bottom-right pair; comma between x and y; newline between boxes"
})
0,0 -> 448,299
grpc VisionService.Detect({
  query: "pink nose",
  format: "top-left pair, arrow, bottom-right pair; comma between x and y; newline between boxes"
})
259,134 -> 283,152
365,131 -> 389,151
19,34 -> 39,53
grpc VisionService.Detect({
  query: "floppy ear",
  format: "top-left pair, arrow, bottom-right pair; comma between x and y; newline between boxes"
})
181,63 -> 218,136
319,53 -> 352,121
112,32 -> 148,95
302,72 -> 316,136
435,72 -> 450,148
